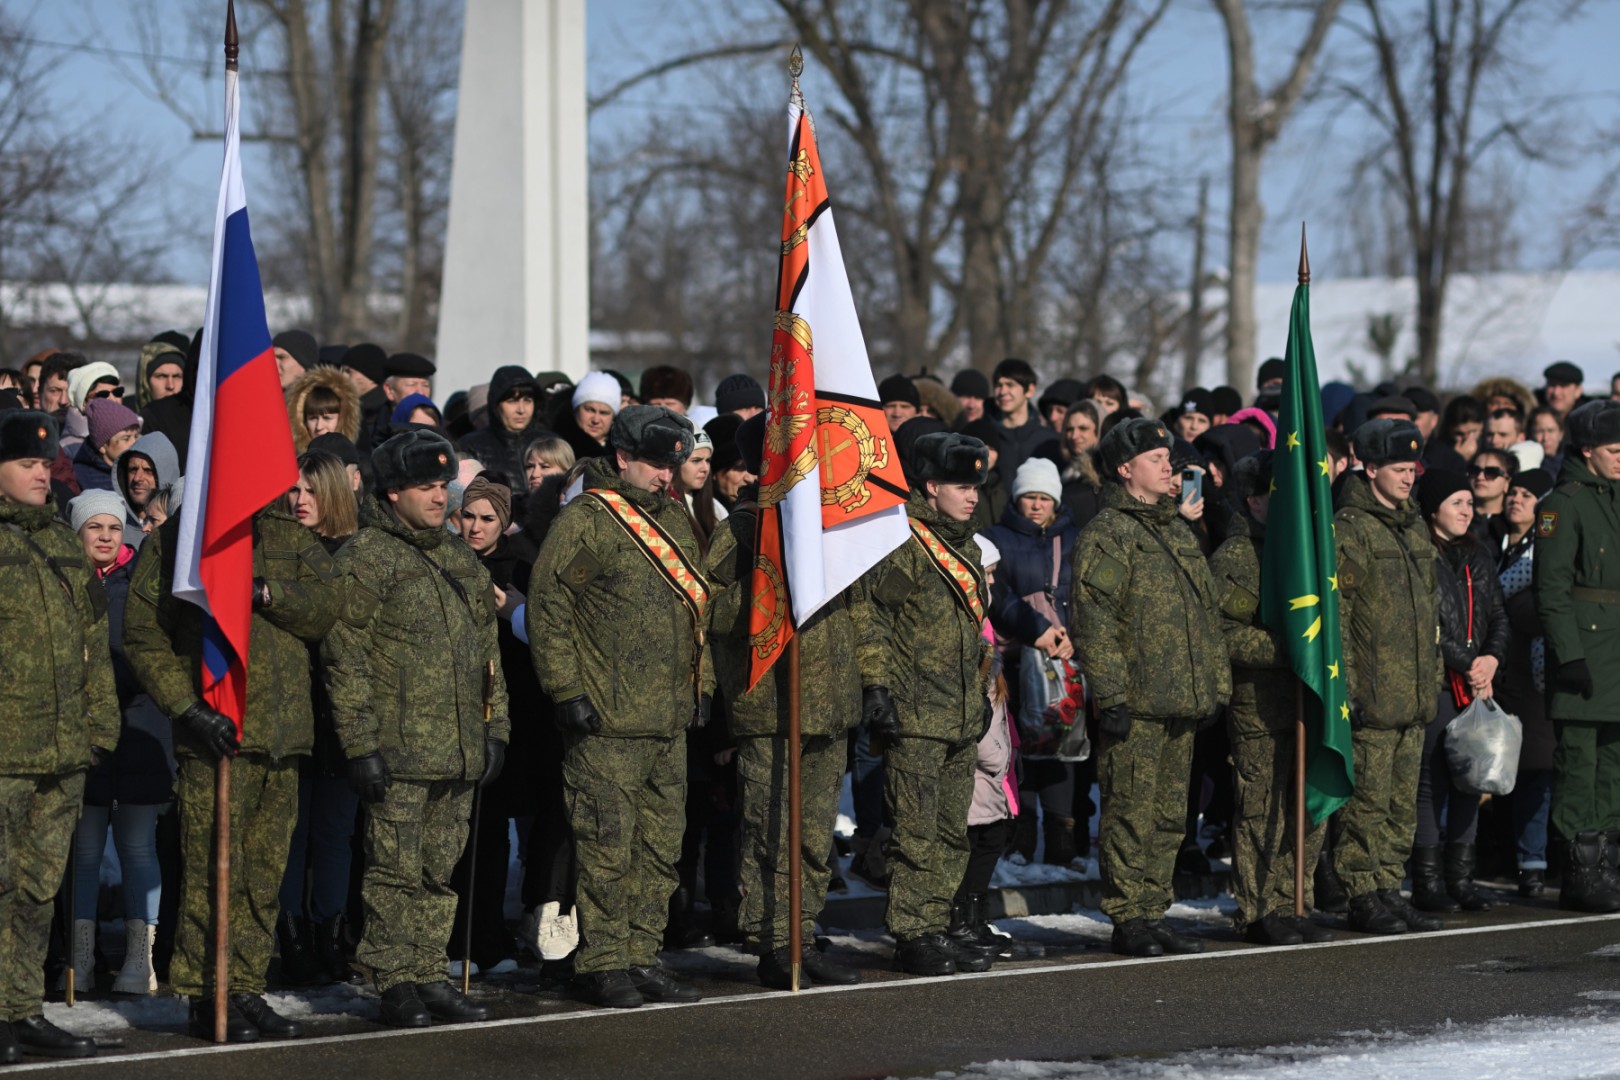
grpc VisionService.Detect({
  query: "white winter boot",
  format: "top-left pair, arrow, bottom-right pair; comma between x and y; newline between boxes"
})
112,919 -> 158,994
538,902 -> 578,961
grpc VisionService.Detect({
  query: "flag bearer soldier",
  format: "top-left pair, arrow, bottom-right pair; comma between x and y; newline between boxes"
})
1071,417 -> 1231,958
0,413 -> 118,1061
528,405 -> 714,1009
124,467 -> 341,1041
322,430 -> 509,1027
854,431 -> 997,977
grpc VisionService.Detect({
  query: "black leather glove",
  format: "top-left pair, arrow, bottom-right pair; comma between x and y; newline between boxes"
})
178,701 -> 240,760
251,577 -> 271,611
348,751 -> 391,804
555,695 -> 602,735
862,686 -> 900,740
1349,703 -> 1367,731
1099,704 -> 1131,740
479,738 -> 507,789
691,693 -> 712,730
1557,659 -> 1595,700
978,697 -> 994,741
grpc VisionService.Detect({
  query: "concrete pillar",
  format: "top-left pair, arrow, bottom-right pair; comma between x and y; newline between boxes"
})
435,0 -> 589,393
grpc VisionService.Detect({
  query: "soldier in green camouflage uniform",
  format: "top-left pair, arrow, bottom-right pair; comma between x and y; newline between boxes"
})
703,412 -> 864,990
1071,418 -> 1230,958
321,430 -> 508,1028
1209,451 -> 1331,946
854,431 -> 994,977
0,412 -> 117,1062
529,406 -> 712,1009
124,499 -> 339,1042
1333,418 -> 1444,935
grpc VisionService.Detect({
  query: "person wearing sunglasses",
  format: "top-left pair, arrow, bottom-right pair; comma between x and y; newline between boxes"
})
1468,449 -> 1517,542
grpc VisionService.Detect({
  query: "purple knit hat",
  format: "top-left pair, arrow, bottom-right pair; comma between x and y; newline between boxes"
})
86,397 -> 142,451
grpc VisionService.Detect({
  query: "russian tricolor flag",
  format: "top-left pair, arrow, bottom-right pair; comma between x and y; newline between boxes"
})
172,60 -> 298,734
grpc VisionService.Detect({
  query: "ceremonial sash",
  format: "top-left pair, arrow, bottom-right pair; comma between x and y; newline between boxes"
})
908,518 -> 986,624
584,489 -> 709,621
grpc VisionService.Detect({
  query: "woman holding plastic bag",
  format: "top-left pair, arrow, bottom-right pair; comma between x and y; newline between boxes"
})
1411,469 -> 1509,913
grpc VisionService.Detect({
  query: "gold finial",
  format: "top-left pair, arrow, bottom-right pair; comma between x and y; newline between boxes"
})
1298,222 -> 1311,285
789,43 -> 803,79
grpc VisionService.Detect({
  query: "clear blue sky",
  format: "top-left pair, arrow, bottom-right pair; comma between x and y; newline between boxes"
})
20,0 -> 1620,287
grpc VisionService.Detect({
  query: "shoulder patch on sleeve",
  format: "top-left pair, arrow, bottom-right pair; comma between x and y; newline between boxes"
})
339,583 -> 380,628
561,548 -> 602,596
300,543 -> 340,581
1084,551 -> 1128,596
133,548 -> 163,604
1537,510 -> 1559,538
874,567 -> 915,608
1339,556 -> 1364,591
1220,583 -> 1259,620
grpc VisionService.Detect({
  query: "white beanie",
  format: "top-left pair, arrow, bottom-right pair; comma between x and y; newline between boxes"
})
1012,457 -> 1063,502
67,362 -> 121,411
68,489 -> 128,532
572,372 -> 622,414
1508,439 -> 1545,474
974,532 -> 1001,569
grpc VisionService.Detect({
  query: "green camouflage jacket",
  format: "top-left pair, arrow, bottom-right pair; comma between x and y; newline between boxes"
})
124,509 -> 340,761
1209,513 -> 1293,738
1334,472 -> 1442,729
1070,482 -> 1230,720
322,497 -> 509,779
1534,455 -> 1620,723
0,500 -> 119,775
853,490 -> 990,744
703,500 -> 864,739
527,457 -> 714,738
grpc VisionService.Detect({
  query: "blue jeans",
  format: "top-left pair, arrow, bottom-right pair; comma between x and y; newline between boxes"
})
1514,769 -> 1554,871
74,803 -> 166,923
279,772 -> 360,922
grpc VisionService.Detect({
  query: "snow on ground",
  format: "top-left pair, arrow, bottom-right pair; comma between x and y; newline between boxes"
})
901,1014 -> 1620,1080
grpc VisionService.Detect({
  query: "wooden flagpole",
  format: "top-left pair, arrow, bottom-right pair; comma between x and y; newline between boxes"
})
787,634 -> 803,992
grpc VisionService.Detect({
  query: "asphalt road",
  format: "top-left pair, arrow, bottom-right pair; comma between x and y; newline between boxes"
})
16,899 -> 1620,1079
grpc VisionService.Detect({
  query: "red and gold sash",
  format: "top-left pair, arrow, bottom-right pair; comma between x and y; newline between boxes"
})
584,490 -> 709,621
909,518 -> 986,624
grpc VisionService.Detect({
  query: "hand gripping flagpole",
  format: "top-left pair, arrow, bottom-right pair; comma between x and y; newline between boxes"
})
1293,223 -> 1310,921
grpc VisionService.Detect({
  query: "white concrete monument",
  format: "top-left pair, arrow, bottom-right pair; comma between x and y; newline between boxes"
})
435,0 -> 589,393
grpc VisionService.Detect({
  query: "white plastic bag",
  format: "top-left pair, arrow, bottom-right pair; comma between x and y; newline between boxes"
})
1444,696 -> 1522,796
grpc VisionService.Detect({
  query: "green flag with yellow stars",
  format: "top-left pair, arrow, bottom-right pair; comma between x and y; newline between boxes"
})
1259,246 -> 1354,823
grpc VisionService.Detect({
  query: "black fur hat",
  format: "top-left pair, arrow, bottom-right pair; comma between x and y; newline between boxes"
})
912,432 -> 990,488
1566,400 -> 1620,451
0,410 -> 60,463
1099,417 -> 1173,477
371,429 -> 458,491
1352,417 -> 1423,466
611,404 -> 694,467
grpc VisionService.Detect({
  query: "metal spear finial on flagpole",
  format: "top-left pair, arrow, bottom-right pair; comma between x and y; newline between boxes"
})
789,42 -> 804,79
1298,222 -> 1310,285
225,0 -> 239,72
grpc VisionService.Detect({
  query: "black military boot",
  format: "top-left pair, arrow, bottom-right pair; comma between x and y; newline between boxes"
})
1146,919 -> 1204,954
275,911 -> 327,987
1110,919 -> 1164,957
893,934 -> 956,976
946,899 -> 996,969
377,983 -> 432,1028
628,964 -> 702,1003
187,997 -> 259,1043
1043,815 -> 1078,866
314,916 -> 356,983
940,931 -> 994,973
1444,842 -> 1493,912
572,970 -> 643,1009
802,946 -> 861,985
0,1020 -> 18,1065
1346,891 -> 1408,935
1517,868 -> 1547,898
1314,851 -> 1350,913
231,992 -> 304,1039
968,893 -> 1014,959
1408,846 -> 1460,913
1559,832 -> 1620,913
1281,914 -> 1336,943
662,887 -> 714,950
1243,914 -> 1303,947
1379,888 -> 1442,931
417,980 -> 493,1022
12,1016 -> 95,1059
756,948 -> 807,990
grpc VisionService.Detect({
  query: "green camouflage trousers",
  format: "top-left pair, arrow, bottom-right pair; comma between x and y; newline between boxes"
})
884,736 -> 975,940
358,778 -> 473,992
1229,726 -> 1324,926
172,755 -> 297,997
0,771 -> 83,1020
1099,715 -> 1197,924
736,734 -> 842,952
1552,720 -> 1620,841
564,733 -> 685,974
1335,723 -> 1423,896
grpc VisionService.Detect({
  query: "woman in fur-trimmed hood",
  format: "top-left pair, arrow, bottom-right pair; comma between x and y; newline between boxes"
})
286,366 -> 361,452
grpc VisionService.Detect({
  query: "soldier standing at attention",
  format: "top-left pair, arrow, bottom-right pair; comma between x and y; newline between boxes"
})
1071,417 -> 1230,958
856,431 -> 996,977
1209,451 -> 1334,947
0,412 -> 118,1062
1333,418 -> 1445,935
703,413 -> 865,990
322,429 -> 509,1027
528,405 -> 712,1009
125,459 -> 341,1041
1535,400 -> 1620,912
